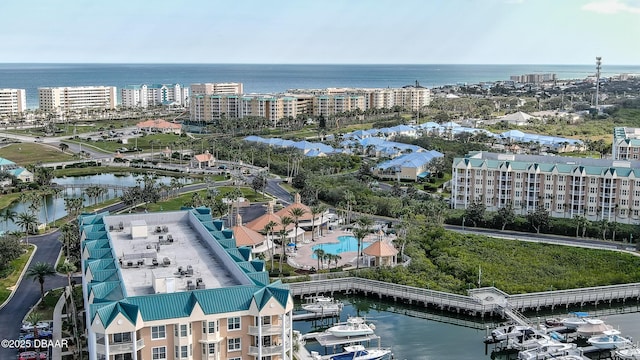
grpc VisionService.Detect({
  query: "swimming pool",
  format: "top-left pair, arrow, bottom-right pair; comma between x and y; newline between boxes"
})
311,236 -> 371,258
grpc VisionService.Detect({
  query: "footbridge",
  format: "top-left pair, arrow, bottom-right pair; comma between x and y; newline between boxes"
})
287,278 -> 640,324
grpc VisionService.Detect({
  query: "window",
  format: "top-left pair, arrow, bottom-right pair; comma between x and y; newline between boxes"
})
558,176 -> 565,182
180,324 -> 188,337
113,355 -> 133,360
228,338 -> 241,352
558,185 -> 565,191
623,180 -> 629,186
203,343 -> 216,355
545,184 -> 552,190
228,317 -> 241,330
176,345 -> 187,358
591,178 -> 597,184
112,332 -> 131,343
152,347 -> 167,360
487,180 -> 493,186
546,175 -> 551,181
229,358 -> 242,360
151,326 -> 165,339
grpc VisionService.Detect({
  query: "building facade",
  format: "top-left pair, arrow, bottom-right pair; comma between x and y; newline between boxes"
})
0,88 -> 27,117
452,152 -> 640,224
80,208 -> 294,360
612,127 -> 640,160
121,84 -> 189,108
38,86 -> 117,113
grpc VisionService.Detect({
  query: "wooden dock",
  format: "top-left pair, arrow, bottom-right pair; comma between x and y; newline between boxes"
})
288,277 -> 640,323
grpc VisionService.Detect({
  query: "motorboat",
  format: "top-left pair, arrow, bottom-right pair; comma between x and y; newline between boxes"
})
20,321 -> 50,332
312,345 -> 391,360
302,296 -> 343,314
507,333 -> 552,351
327,317 -> 375,338
560,312 -> 590,329
576,319 -> 613,337
517,341 -> 579,360
587,329 -> 632,349
490,324 -> 536,342
615,346 -> 640,359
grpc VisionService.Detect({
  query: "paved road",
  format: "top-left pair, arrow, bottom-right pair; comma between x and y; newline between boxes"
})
265,179 -> 293,205
0,230 -> 72,360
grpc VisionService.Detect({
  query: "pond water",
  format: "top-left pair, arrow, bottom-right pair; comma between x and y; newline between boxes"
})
1,173 -> 191,232
311,236 -> 372,258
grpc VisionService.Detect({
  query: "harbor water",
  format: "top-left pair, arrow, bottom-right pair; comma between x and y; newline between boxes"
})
294,295 -> 640,360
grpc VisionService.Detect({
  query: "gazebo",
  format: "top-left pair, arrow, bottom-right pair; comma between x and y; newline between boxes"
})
363,240 -> 398,267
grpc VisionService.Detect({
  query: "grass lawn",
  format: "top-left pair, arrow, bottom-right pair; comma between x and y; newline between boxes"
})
4,119 -> 135,137
144,186 -> 272,212
0,192 -> 21,210
0,143 -> 74,165
70,133 -> 184,153
34,288 -> 65,320
0,245 -> 35,305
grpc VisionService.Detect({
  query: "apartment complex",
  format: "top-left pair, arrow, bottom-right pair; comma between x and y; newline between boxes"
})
121,84 -> 189,108
612,127 -> 640,160
190,85 -> 430,124
509,73 -> 557,83
0,88 -> 27,117
80,208 -> 294,360
38,86 -> 117,113
191,83 -> 244,96
452,152 -> 640,224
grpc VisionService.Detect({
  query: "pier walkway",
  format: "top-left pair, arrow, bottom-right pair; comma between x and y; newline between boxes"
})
288,278 -> 640,323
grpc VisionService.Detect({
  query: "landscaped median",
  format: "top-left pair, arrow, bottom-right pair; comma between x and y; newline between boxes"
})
0,244 -> 35,306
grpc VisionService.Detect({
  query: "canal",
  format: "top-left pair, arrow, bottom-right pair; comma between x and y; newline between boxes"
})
294,295 -> 640,360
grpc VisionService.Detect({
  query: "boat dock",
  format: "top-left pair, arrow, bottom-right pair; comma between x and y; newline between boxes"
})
288,277 -> 640,320
293,310 -> 341,321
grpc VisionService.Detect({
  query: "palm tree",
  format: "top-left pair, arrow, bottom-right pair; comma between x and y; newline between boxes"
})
25,311 -> 44,340
354,216 -> 373,270
288,207 -> 307,248
310,204 -> 326,241
278,216 -> 293,275
27,262 -> 56,299
58,261 -> 81,360
59,222 -> 80,260
16,212 -> 38,243
313,248 -> 325,272
332,254 -> 342,269
1,208 -> 16,231
262,220 -> 278,271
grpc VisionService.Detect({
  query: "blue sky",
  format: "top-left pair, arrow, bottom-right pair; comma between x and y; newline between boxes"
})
2,0 -> 638,64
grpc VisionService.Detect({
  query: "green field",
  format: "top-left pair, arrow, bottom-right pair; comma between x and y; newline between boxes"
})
69,133 -> 185,153
0,143 -> 74,165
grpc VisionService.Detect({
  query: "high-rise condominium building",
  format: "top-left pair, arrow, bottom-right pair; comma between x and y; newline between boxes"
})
452,151 -> 640,224
0,89 -> 27,117
190,83 -> 244,96
612,127 -> 640,160
80,208 -> 294,360
121,84 -> 190,108
38,86 -> 117,113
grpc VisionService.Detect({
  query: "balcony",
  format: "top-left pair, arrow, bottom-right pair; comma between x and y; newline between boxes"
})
95,339 -> 144,355
248,340 -> 290,356
248,324 -> 283,336
199,331 -> 221,343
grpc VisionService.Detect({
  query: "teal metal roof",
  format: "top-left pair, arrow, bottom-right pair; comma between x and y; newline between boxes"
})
88,281 -> 125,303
95,302 -> 139,327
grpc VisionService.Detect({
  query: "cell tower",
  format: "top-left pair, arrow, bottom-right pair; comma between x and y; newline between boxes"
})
595,56 -> 602,108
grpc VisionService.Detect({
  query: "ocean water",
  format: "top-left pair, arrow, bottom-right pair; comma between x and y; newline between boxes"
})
1,63 -> 640,109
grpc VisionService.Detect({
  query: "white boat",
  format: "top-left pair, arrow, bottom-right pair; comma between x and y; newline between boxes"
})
312,345 -> 391,360
507,333 -> 551,351
327,317 -> 375,338
490,324 -> 536,341
517,341 -> 579,360
561,312 -> 590,329
615,346 -> 640,359
576,318 -> 613,337
587,329 -> 632,349
302,296 -> 343,314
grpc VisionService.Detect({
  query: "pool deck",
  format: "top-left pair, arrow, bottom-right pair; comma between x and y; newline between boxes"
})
286,229 -> 395,270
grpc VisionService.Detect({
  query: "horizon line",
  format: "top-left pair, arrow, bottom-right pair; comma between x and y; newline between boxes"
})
0,62 -> 638,67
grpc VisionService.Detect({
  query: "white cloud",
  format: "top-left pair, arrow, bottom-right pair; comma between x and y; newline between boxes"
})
582,0 -> 640,14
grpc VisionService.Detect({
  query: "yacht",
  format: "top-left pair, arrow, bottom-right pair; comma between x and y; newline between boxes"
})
576,319 -> 613,337
327,317 -> 375,338
490,324 -> 536,342
517,341 -> 579,360
615,346 -> 640,359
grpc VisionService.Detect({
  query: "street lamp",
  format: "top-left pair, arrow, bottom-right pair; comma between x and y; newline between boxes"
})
462,216 -> 466,231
